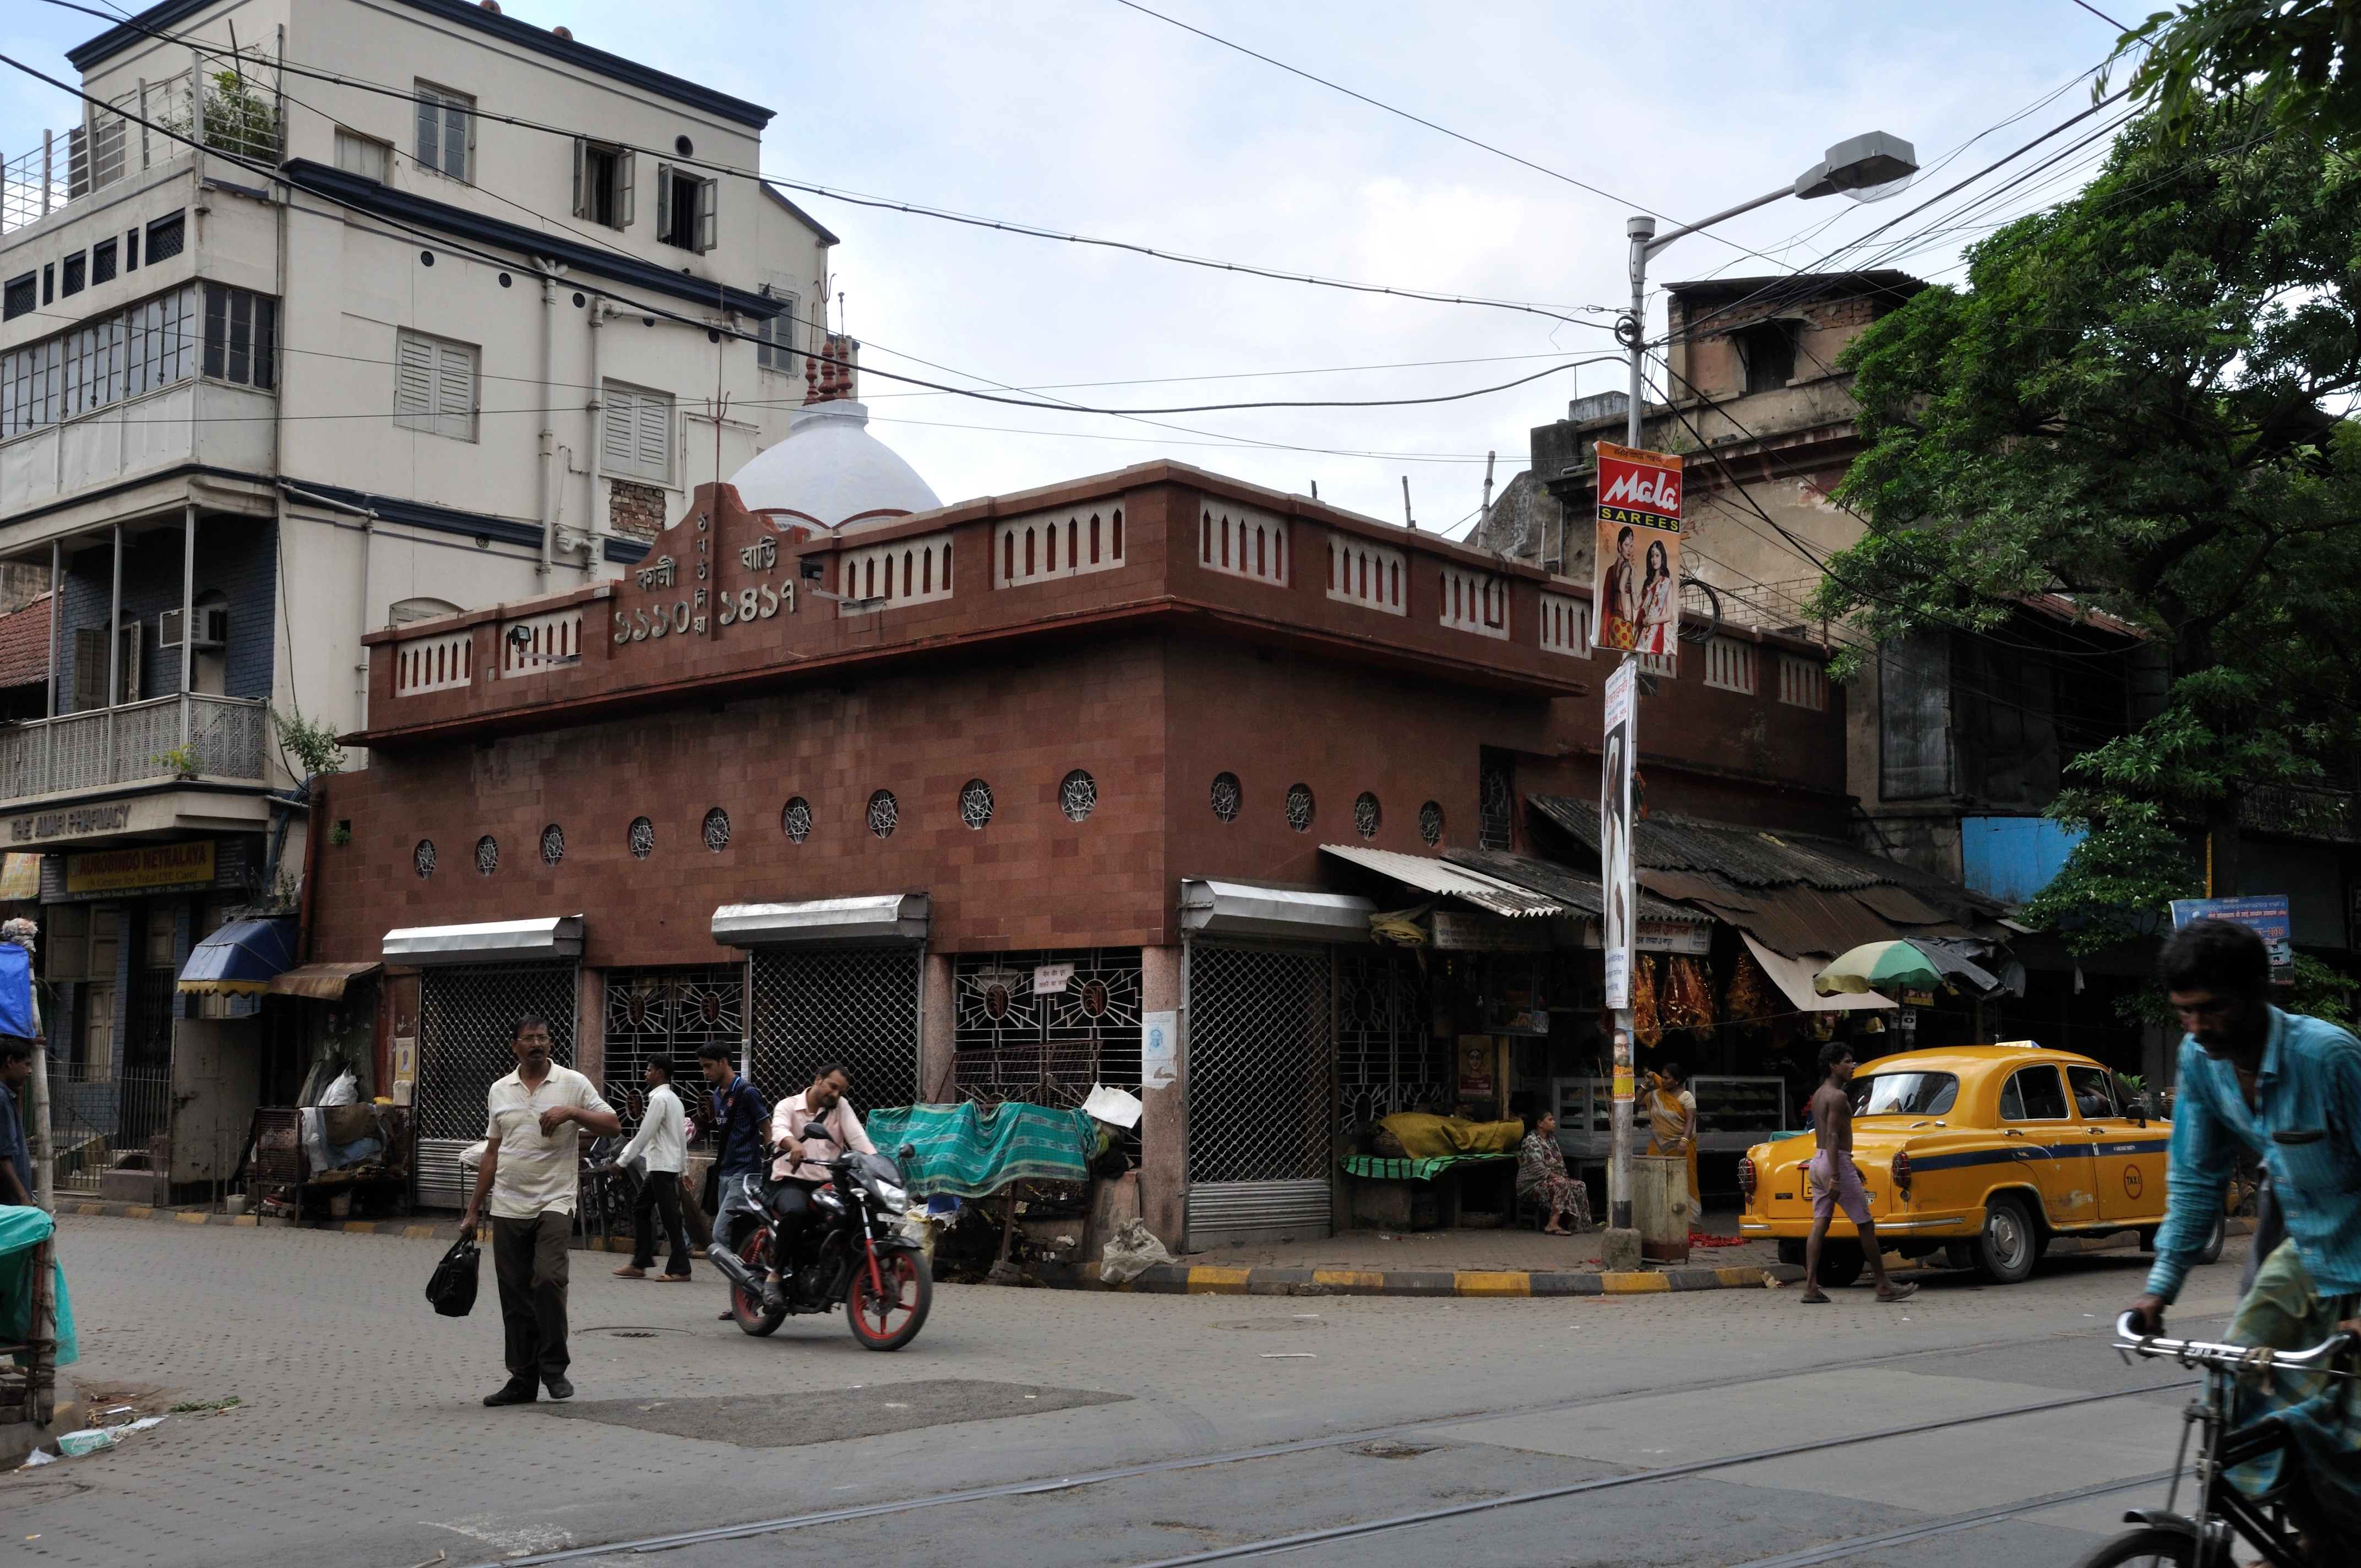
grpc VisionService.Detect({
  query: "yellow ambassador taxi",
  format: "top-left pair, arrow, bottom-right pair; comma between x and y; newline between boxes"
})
1737,1043 -> 2224,1288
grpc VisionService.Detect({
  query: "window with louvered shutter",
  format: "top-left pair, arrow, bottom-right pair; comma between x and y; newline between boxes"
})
601,380 -> 671,484
394,330 -> 476,442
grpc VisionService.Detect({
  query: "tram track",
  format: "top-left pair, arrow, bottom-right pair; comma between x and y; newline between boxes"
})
442,1308 -> 2208,1568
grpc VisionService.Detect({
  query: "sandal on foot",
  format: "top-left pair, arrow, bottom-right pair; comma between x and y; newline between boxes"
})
1875,1282 -> 1919,1303
612,1266 -> 646,1278
1798,1292 -> 1832,1305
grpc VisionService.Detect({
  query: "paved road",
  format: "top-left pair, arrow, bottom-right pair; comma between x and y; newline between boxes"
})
4,1216 -> 2255,1567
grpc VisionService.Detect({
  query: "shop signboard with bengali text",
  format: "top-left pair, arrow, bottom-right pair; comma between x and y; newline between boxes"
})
63,840 -> 215,896
2170,895 -> 2294,984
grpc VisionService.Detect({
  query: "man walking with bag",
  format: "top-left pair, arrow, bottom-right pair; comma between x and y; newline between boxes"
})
461,1014 -> 618,1407
610,1056 -> 692,1282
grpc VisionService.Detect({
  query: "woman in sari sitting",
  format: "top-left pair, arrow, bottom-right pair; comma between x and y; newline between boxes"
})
1519,1112 -> 1592,1235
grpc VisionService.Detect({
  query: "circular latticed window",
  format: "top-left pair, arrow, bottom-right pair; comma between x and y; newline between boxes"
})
1419,801 -> 1444,847
414,839 -> 436,878
1060,769 -> 1097,823
628,816 -> 655,859
703,808 -> 731,853
782,797 -> 812,844
868,790 -> 899,839
540,824 -> 564,865
1353,792 -> 1381,840
1210,772 -> 1241,823
1285,783 -> 1315,832
475,835 -> 499,875
960,779 -> 993,830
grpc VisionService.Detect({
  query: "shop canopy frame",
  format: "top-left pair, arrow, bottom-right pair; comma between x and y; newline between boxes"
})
177,916 -> 298,995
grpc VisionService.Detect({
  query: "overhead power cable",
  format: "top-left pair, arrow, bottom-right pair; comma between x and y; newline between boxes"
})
37,0 -> 1616,333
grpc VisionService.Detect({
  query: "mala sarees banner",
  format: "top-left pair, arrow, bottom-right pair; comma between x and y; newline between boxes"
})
1592,442 -> 1684,658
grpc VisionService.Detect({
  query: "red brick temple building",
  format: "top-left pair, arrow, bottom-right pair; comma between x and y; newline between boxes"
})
303,394 -> 1949,1251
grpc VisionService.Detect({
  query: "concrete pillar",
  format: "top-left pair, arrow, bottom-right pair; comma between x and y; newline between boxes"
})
575,966 -> 605,1091
920,951 -> 954,1102
1139,943 -> 1186,1253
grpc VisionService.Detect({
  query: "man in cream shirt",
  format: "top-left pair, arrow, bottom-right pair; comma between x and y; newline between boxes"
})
610,1055 -> 693,1282
462,1014 -> 618,1406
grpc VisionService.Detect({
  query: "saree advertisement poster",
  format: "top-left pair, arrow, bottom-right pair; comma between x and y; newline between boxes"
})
1592,442 -> 1684,657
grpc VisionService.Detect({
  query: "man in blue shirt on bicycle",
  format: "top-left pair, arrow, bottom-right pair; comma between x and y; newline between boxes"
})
2126,917 -> 2361,1551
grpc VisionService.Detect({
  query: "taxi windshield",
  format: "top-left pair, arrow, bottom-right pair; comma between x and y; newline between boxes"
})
1852,1071 -> 1959,1117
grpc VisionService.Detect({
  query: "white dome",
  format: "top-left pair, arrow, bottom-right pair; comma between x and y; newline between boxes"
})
727,401 -> 940,532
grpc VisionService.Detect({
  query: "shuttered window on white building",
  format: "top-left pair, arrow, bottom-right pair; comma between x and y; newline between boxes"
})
394,330 -> 477,442
601,380 -> 673,484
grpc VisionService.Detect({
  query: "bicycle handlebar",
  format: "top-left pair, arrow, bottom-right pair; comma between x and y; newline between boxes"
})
2114,1311 -> 2359,1371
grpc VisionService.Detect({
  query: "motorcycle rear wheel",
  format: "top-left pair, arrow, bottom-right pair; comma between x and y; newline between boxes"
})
731,1227 -> 785,1337
847,1249 -> 932,1351
2070,1526 -> 2192,1566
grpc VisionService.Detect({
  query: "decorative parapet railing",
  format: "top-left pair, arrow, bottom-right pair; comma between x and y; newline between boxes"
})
0,693 -> 269,803
2,55 -> 280,236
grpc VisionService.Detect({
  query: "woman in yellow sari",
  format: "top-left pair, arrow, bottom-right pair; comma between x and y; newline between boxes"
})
1645,1063 -> 1701,1225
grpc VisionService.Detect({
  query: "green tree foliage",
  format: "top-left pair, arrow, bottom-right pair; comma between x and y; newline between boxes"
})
271,708 -> 344,781
1812,100 -> 2361,952
2107,1 -> 2361,144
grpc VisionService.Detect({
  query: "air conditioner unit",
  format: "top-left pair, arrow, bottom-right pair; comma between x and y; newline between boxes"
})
159,607 -> 228,651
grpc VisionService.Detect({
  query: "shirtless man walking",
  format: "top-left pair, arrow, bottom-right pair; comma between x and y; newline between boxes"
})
1800,1039 -> 1917,1305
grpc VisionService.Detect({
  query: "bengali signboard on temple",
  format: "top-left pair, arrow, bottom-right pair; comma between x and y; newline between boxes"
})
609,488 -> 804,650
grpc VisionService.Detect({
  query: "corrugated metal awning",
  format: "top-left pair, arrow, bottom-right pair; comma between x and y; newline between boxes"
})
382,915 -> 584,966
268,961 -> 381,1000
1443,847 -> 1705,924
1318,845 -> 1562,917
712,894 -> 928,948
1179,880 -> 1377,943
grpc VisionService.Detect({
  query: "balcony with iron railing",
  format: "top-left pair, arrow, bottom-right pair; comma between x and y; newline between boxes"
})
2,57 -> 280,237
0,692 -> 270,805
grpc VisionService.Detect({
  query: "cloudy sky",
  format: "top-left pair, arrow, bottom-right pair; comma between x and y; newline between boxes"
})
4,0 -> 2136,536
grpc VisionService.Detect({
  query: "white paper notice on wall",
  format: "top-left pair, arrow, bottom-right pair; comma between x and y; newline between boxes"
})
1141,1009 -> 1178,1090
1033,962 -> 1075,995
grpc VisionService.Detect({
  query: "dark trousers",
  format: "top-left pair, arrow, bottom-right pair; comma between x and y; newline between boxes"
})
766,1178 -> 822,1267
490,1212 -> 571,1384
631,1168 -> 692,1275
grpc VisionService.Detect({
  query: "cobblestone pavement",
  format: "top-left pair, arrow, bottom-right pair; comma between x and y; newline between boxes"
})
3,1213 -> 2256,1568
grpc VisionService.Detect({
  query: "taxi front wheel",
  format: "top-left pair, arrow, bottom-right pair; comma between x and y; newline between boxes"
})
2196,1210 -> 2226,1265
1972,1195 -> 2039,1284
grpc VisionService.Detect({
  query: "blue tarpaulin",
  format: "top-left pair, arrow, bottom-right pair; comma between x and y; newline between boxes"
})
0,943 -> 30,1039
177,917 -> 298,995
1,1207 -> 76,1368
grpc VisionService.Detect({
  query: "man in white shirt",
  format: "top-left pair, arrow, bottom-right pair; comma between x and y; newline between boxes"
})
461,1014 -> 618,1407
755,1063 -> 873,1312
610,1056 -> 692,1282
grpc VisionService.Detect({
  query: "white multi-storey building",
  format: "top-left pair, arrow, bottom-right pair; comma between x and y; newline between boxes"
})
0,0 -> 837,1167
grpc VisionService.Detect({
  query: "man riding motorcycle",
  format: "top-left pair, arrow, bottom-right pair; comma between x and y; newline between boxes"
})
2125,918 -> 2361,1558
755,1062 -> 872,1315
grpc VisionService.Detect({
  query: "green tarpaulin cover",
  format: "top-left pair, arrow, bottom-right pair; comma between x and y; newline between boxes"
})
1,1206 -> 77,1367
1341,1152 -> 1517,1183
866,1103 -> 1096,1198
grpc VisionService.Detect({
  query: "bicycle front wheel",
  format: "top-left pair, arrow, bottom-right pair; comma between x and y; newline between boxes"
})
2071,1527 -> 2193,1567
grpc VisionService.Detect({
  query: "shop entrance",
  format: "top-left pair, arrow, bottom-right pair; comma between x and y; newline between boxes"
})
413,963 -> 579,1208
602,966 -> 742,1132
1336,950 -> 1446,1135
1185,942 -> 1332,1248
749,946 -> 922,1112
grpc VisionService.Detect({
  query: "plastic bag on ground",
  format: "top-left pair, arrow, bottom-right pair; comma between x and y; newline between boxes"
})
318,1070 -> 360,1107
53,1428 -> 120,1457
1099,1217 -> 1175,1285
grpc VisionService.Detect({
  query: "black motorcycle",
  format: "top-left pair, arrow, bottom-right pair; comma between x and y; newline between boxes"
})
704,1124 -> 933,1351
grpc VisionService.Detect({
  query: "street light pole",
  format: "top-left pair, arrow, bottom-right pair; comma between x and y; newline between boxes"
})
1601,130 -> 1918,1268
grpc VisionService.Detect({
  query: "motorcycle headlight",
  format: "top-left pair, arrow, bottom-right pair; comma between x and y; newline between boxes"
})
873,1182 -> 909,1215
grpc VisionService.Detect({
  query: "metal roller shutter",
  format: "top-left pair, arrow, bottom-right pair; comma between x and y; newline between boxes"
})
1184,942 -> 1332,1247
414,962 -> 579,1208
749,945 -> 921,1113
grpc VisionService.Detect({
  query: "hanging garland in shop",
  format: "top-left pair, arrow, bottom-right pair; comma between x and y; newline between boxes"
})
1723,950 -> 1778,1036
1662,955 -> 1717,1042
1632,954 -> 1663,1048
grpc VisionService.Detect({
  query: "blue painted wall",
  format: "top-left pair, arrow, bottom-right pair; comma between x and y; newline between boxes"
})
60,518 -> 278,710
1961,815 -> 2086,905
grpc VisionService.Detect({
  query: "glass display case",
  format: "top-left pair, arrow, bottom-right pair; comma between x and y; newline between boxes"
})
1552,1074 -> 1790,1161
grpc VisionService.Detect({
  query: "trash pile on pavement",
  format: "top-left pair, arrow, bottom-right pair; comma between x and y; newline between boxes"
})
17,1413 -> 165,1467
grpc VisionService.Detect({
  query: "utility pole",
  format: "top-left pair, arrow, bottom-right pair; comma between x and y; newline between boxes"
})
1600,131 -> 1918,1270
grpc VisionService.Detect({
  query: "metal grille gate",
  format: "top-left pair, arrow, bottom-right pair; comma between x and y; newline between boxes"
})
1337,951 -> 1448,1134
749,946 -> 921,1113
414,963 -> 579,1208
601,966 -> 739,1147
951,949 -> 1142,1107
1185,942 -> 1332,1245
